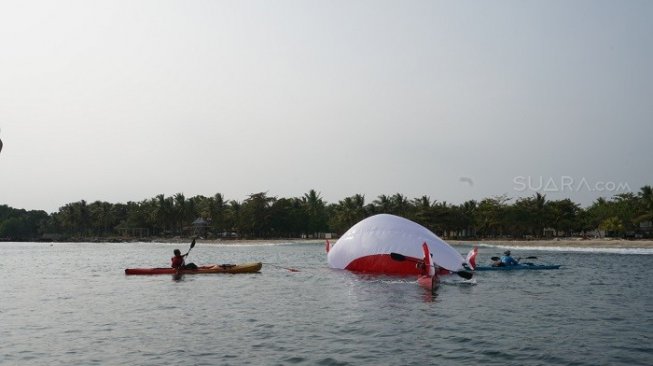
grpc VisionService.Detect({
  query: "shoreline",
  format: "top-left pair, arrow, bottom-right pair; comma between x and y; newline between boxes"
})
138,237 -> 653,250
7,238 -> 653,250
448,239 -> 653,249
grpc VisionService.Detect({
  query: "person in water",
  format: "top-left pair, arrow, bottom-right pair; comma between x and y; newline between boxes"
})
171,249 -> 197,270
416,253 -> 440,291
500,250 -> 519,266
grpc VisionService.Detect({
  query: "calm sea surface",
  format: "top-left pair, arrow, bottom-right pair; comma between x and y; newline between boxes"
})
1,241 -> 652,366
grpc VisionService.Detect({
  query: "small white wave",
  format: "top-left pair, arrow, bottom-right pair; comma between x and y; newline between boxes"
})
474,243 -> 653,255
440,278 -> 477,286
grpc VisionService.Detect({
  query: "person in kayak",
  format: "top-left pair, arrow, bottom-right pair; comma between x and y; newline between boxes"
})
171,249 -> 197,270
500,250 -> 519,266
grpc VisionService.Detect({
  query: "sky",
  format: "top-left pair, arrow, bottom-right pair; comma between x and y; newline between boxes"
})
1,0 -> 652,213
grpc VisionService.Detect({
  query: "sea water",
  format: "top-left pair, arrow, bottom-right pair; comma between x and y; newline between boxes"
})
1,242 -> 651,365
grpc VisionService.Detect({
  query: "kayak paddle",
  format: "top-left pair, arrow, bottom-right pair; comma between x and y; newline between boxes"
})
263,263 -> 300,272
492,255 -> 537,260
390,252 -> 473,280
186,238 -> 196,258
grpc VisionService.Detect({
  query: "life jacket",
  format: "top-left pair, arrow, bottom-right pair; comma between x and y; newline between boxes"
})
171,255 -> 185,268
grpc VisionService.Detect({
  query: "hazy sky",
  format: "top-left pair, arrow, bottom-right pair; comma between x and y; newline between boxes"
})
1,0 -> 651,213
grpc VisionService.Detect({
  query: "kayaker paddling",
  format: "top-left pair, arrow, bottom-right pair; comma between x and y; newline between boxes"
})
499,250 -> 519,266
171,248 -> 198,270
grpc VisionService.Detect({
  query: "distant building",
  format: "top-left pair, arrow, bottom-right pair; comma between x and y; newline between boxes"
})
191,218 -> 209,236
543,228 -> 556,238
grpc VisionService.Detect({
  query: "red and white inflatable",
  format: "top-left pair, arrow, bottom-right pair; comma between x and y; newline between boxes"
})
327,214 -> 467,275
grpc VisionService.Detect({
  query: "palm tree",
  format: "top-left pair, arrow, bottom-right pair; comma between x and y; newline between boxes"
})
240,192 -> 276,238
611,193 -> 639,234
57,203 -> 77,236
89,201 -> 117,236
274,197 -> 308,237
173,193 -> 188,234
475,196 -> 510,238
372,195 -> 393,214
302,189 -> 328,236
73,200 -> 91,237
460,200 -> 477,237
531,193 -> 549,237
154,194 -> 175,236
204,193 -> 227,236
224,200 -> 242,236
330,194 -> 367,234
636,185 -> 653,223
411,196 -> 432,227
548,199 -> 580,237
390,193 -> 410,216
437,201 -> 459,237
599,216 -> 624,237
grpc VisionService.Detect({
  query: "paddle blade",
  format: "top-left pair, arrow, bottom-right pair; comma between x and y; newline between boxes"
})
390,252 -> 407,261
456,271 -> 473,280
491,256 -> 500,261
190,238 -> 196,249
263,263 -> 301,272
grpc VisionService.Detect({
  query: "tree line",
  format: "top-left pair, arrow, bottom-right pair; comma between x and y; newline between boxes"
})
1,186 -> 652,241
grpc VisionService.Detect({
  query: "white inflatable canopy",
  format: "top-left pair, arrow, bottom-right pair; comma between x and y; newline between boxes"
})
327,214 -> 466,274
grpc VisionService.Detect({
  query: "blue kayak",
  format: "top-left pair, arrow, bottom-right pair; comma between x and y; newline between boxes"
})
474,263 -> 561,271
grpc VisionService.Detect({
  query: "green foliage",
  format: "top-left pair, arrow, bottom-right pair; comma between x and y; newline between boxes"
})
599,216 -> 624,236
0,205 -> 49,240
1,186 -> 652,241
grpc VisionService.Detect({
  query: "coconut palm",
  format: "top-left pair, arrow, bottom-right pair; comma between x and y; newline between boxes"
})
240,192 -> 276,238
330,194 -> 367,234
636,185 -> 653,223
372,195 -> 393,214
302,189 -> 328,236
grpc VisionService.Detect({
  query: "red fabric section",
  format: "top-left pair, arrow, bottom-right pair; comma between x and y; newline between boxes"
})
345,254 -> 420,275
345,254 -> 453,276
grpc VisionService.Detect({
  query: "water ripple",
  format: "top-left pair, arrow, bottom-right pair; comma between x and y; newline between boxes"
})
1,242 -> 651,365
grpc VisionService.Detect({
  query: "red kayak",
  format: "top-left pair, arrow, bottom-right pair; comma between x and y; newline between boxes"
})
125,262 -> 262,275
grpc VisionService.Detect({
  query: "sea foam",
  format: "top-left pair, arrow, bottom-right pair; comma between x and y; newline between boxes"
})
474,242 -> 653,255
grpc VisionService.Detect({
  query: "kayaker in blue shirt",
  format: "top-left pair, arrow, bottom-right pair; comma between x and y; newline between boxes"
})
500,250 -> 519,266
